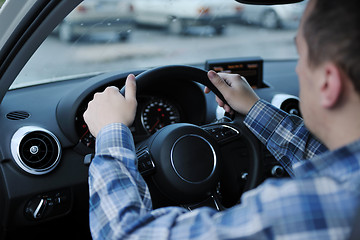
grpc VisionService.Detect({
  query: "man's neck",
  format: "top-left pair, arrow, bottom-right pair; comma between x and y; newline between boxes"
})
320,102 -> 360,151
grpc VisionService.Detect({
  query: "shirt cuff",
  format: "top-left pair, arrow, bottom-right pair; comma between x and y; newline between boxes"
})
244,99 -> 288,145
95,123 -> 135,153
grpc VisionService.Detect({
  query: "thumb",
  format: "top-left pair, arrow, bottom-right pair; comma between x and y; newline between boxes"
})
125,74 -> 137,100
207,70 -> 230,94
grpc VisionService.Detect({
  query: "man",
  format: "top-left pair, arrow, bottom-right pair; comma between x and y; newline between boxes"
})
84,0 -> 360,239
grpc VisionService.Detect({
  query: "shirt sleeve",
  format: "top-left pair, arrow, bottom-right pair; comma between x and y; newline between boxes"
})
244,99 -> 328,177
88,123 -> 154,239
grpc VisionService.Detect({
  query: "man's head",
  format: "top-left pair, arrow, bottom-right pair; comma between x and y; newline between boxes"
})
296,0 -> 360,150
303,0 -> 360,92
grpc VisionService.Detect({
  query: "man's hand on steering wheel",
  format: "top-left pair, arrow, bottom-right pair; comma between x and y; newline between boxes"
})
204,70 -> 260,115
83,74 -> 137,137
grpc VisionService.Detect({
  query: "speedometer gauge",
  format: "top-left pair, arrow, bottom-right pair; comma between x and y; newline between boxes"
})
141,98 -> 181,134
75,105 -> 96,148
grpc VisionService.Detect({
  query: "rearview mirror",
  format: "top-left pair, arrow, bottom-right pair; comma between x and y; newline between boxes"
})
235,0 -> 304,5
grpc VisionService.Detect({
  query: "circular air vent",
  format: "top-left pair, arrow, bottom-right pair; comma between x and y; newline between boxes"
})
271,94 -> 302,117
11,127 -> 61,175
281,99 -> 301,116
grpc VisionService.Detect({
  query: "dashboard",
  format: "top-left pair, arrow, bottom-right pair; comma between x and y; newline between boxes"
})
0,58 -> 300,238
72,57 -> 299,150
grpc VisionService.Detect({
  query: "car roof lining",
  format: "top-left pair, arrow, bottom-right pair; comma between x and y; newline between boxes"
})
235,0 -> 304,5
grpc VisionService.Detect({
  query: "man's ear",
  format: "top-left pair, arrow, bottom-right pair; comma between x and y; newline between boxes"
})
320,63 -> 343,108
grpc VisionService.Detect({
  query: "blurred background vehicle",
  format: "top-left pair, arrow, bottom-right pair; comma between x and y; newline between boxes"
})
132,0 -> 243,35
238,1 -> 306,29
54,0 -> 135,42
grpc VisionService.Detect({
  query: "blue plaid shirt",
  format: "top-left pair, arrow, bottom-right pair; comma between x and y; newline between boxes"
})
89,100 -> 360,239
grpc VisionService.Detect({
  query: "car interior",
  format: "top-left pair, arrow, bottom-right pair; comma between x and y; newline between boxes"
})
0,0 -> 358,239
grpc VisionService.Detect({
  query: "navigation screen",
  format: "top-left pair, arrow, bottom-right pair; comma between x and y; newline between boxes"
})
205,57 -> 264,88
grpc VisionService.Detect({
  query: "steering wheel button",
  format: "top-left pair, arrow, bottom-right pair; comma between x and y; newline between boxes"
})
209,128 -> 217,134
225,129 -> 235,135
137,150 -> 156,175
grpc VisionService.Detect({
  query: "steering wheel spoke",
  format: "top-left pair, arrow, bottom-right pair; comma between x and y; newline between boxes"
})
202,123 -> 242,145
181,193 -> 225,211
136,149 -> 156,176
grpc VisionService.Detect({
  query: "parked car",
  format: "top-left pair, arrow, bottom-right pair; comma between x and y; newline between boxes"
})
132,0 -> 243,35
55,0 -> 134,42
239,1 -> 307,29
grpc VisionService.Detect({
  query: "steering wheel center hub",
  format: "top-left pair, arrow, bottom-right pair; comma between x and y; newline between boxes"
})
147,123 -> 221,202
171,134 -> 216,183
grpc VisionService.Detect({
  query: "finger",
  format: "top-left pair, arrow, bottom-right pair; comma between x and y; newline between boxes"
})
223,104 -> 232,113
207,70 -> 229,93
93,92 -> 101,100
105,86 -> 120,94
125,74 -> 137,100
215,95 -> 225,107
204,86 -> 211,94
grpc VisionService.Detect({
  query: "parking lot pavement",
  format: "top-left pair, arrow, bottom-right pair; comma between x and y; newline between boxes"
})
14,24 -> 297,85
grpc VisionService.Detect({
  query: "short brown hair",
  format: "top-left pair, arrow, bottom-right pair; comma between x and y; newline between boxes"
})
303,0 -> 360,92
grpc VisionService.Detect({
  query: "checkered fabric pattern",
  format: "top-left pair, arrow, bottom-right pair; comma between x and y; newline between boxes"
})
89,100 -> 360,240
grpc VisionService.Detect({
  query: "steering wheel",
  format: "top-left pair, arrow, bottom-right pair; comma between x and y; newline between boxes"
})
120,65 -> 262,210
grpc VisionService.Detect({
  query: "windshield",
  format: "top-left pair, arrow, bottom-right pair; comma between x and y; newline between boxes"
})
10,0 -> 305,89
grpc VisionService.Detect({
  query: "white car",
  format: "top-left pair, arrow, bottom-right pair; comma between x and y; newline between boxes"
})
56,0 -> 134,42
132,0 -> 242,35
240,1 -> 307,29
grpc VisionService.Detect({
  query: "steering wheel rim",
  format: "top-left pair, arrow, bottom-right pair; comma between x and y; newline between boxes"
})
121,65 -> 262,209
120,65 -> 229,105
